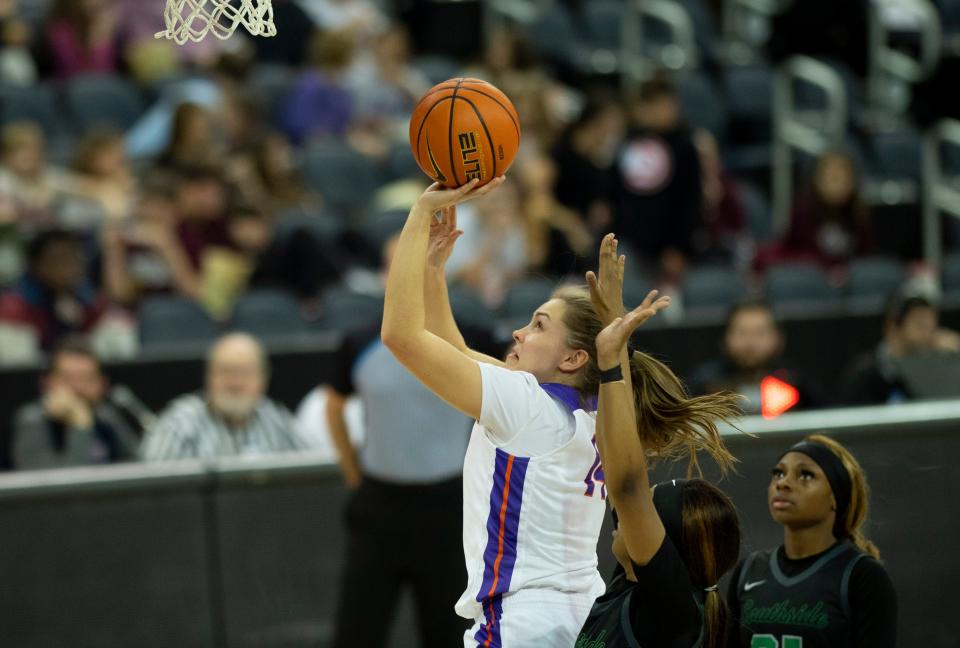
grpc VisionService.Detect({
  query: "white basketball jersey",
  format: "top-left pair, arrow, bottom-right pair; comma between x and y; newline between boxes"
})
455,363 -> 607,627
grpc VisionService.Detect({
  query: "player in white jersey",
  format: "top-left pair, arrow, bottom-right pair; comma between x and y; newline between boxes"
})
382,179 -> 668,646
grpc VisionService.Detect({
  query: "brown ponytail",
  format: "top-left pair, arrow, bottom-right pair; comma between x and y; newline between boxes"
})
804,434 -> 881,559
680,480 -> 741,648
629,351 -> 741,474
552,286 -> 742,472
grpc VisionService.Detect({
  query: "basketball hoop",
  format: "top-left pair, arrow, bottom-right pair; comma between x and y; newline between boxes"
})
156,0 -> 276,45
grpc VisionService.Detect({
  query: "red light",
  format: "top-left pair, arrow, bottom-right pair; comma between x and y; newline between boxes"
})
760,375 -> 800,419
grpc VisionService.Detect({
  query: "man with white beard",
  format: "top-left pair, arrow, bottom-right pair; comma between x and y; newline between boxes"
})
141,332 -> 308,461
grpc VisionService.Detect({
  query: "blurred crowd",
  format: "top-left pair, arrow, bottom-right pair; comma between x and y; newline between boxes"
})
1,0 -> 959,471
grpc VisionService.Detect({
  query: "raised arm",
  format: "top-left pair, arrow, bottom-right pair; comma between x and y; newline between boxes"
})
425,205 -> 505,367
589,234 -> 672,565
381,179 -> 504,419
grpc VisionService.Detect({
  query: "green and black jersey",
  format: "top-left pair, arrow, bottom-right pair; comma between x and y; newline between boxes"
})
726,542 -> 897,648
577,535 -> 703,648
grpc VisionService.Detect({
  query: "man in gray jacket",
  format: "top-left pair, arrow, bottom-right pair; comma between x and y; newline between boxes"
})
11,337 -> 142,469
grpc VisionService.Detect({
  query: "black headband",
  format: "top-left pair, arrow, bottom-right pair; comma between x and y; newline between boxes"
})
781,441 -> 852,536
653,478 -> 688,552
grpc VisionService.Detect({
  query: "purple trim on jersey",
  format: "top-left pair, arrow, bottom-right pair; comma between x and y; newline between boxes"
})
473,594 -> 504,647
477,449 -> 529,602
540,383 -> 597,412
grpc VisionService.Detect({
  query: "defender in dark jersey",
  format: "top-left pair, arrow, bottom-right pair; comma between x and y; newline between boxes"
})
726,435 -> 897,648
576,234 -> 743,648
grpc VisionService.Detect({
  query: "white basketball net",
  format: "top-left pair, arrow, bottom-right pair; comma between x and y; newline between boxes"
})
156,0 -> 276,45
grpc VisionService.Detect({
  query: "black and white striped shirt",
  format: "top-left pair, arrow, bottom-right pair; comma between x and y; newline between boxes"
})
141,394 -> 308,461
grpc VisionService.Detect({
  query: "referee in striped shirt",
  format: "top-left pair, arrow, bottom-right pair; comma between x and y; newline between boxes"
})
141,333 -> 308,460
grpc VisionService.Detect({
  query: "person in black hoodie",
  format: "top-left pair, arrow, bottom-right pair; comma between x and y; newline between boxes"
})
611,72 -> 702,286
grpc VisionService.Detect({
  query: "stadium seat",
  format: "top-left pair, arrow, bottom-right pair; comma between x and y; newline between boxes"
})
0,83 -> 69,141
583,1 -> 624,50
846,257 -> 906,303
740,182 -> 774,243
527,3 -> 586,68
792,58 -> 861,124
679,71 -> 727,140
302,141 -> 382,218
65,75 -> 146,132
448,287 -> 498,330
722,64 -> 774,174
867,128 -> 923,180
248,64 -> 296,125
315,287 -> 383,331
622,274 -> 656,311
682,265 -> 747,310
139,296 -> 219,349
938,0 -> 960,49
674,0 -> 720,64
231,289 -> 309,340
501,277 -> 557,322
943,140 -> 960,178
765,263 -> 841,307
723,64 -> 773,138
943,252 -> 960,295
363,209 -> 407,252
384,141 -> 423,182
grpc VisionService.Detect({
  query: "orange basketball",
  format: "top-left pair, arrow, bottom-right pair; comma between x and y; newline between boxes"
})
409,78 -> 521,188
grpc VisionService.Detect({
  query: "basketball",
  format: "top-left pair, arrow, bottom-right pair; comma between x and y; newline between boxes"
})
408,78 -> 521,188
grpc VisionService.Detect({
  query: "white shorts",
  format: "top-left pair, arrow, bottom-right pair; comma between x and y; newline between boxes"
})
463,588 -> 597,648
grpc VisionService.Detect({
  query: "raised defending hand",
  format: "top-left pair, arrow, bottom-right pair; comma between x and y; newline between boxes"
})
595,290 -> 671,367
414,176 -> 506,215
427,205 -> 463,270
586,233 -> 627,326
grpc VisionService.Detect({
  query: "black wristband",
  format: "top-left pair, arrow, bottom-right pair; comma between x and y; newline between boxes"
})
599,364 -> 623,383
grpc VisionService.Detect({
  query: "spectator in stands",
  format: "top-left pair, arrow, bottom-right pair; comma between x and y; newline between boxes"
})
119,0 -> 223,80
468,26 -> 575,149
99,166 -> 230,310
0,0 -> 37,85
612,72 -> 703,288
62,127 -> 135,230
279,29 -> 355,146
200,202 -> 340,319
0,229 -> 105,356
157,102 -> 223,172
689,299 -> 821,414
444,176 -> 529,307
100,175 -> 201,306
550,97 -> 624,233
755,150 -> 872,273
343,22 -> 430,161
346,23 -> 429,132
295,0 -> 387,44
141,332 -> 309,460
42,0 -> 123,80
250,131 -> 320,214
0,122 -> 128,235
515,149 -> 594,278
10,336 -> 142,469
0,122 -> 68,232
840,287 -> 960,405
172,164 -> 232,271
693,129 -> 752,267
